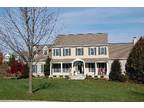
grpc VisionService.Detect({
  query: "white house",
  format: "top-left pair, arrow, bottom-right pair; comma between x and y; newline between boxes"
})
32,33 -> 134,79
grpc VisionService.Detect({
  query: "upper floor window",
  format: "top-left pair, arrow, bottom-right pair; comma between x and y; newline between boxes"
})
33,50 -> 37,55
53,48 -> 61,56
63,48 -> 71,56
98,47 -> 107,55
76,48 -> 84,56
88,47 -> 96,55
43,50 -> 48,55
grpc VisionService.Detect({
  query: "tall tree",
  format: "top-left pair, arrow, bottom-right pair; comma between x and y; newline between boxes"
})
126,37 -> 144,82
0,8 -> 58,94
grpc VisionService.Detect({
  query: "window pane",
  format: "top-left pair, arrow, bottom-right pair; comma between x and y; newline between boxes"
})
76,48 -> 83,56
63,48 -> 71,56
41,65 -> 44,72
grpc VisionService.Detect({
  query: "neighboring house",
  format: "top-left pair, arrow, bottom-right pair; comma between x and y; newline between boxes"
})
3,53 -> 10,63
32,33 -> 134,79
32,44 -> 52,76
0,52 -> 3,64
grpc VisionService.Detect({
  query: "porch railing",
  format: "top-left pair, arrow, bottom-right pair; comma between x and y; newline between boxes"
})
97,68 -> 107,75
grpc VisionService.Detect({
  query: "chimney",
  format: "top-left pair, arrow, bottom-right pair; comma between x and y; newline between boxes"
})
133,37 -> 137,45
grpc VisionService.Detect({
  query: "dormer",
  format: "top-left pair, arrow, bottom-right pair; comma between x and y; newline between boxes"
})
43,46 -> 48,55
33,46 -> 38,55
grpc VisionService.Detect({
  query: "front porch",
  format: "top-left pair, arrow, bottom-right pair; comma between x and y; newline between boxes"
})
50,59 -> 109,79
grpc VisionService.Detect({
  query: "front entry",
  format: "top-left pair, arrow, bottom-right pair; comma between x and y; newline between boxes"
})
73,61 -> 84,75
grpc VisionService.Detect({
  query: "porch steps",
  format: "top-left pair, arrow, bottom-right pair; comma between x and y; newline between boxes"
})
70,74 -> 86,80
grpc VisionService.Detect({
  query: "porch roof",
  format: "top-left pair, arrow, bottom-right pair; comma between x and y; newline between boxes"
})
51,58 -> 108,63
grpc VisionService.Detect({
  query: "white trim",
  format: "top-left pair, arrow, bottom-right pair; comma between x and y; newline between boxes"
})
61,62 -> 63,73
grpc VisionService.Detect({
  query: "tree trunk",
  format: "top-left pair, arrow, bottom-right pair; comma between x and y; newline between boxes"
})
28,62 -> 33,94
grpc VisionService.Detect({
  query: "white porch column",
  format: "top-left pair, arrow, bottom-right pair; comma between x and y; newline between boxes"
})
95,62 -> 98,76
83,62 -> 85,75
71,62 -> 73,76
50,63 -> 52,76
106,62 -> 109,76
61,62 -> 63,74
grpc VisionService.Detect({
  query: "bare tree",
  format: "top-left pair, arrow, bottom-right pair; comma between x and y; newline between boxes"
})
0,7 -> 58,94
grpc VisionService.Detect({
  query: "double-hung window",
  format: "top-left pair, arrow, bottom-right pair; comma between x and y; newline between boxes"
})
63,48 -> 71,56
53,48 -> 61,56
98,47 -> 107,55
43,50 -> 48,55
88,47 -> 96,55
76,48 -> 84,56
32,65 -> 37,73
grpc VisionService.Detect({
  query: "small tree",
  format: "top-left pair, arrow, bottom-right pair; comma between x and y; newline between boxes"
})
109,59 -> 123,81
0,52 -> 3,65
8,54 -> 15,66
0,8 -> 58,94
126,37 -> 144,83
44,56 -> 51,77
21,63 -> 29,78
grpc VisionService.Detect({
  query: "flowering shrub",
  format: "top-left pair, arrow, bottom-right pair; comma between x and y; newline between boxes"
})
6,58 -> 28,78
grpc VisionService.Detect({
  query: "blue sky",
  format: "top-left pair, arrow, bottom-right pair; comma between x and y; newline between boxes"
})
57,7 -> 144,43
1,7 -> 144,43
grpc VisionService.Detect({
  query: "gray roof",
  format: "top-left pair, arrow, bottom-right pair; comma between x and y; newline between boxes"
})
53,33 -> 108,47
109,43 -> 133,59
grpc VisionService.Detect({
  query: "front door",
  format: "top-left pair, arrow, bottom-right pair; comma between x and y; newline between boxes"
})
73,61 -> 84,75
78,64 -> 83,74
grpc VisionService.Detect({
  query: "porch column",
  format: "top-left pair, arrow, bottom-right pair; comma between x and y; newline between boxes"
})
50,63 -> 52,76
71,62 -> 73,76
106,62 -> 109,76
95,62 -> 98,76
83,62 -> 86,75
61,62 -> 63,74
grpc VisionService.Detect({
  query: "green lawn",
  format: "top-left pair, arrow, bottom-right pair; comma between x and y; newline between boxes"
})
0,78 -> 144,101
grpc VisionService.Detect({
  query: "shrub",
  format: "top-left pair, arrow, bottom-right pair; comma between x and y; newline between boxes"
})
7,56 -> 28,79
65,75 -> 69,79
85,75 -> 93,80
100,75 -> 104,79
109,59 -> 125,82
94,76 -> 98,80
119,74 -> 128,82
59,75 -> 63,78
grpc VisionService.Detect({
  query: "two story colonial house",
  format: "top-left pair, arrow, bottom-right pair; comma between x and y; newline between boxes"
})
32,33 -> 133,79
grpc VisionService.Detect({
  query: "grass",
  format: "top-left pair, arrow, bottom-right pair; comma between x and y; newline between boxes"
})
0,78 -> 144,101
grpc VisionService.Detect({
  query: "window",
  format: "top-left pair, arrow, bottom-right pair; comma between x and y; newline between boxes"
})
76,48 -> 84,56
88,63 -> 95,72
53,48 -> 61,56
88,47 -> 96,55
63,48 -> 71,56
98,47 -> 107,55
52,64 -> 61,72
32,65 -> 37,73
63,63 -> 71,72
43,50 -> 48,55
41,65 -> 44,72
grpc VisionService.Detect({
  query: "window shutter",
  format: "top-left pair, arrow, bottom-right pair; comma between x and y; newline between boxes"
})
53,49 -> 55,56
63,48 -> 65,56
59,48 -> 61,56
95,48 -> 96,55
69,48 -> 71,56
88,48 -> 90,55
